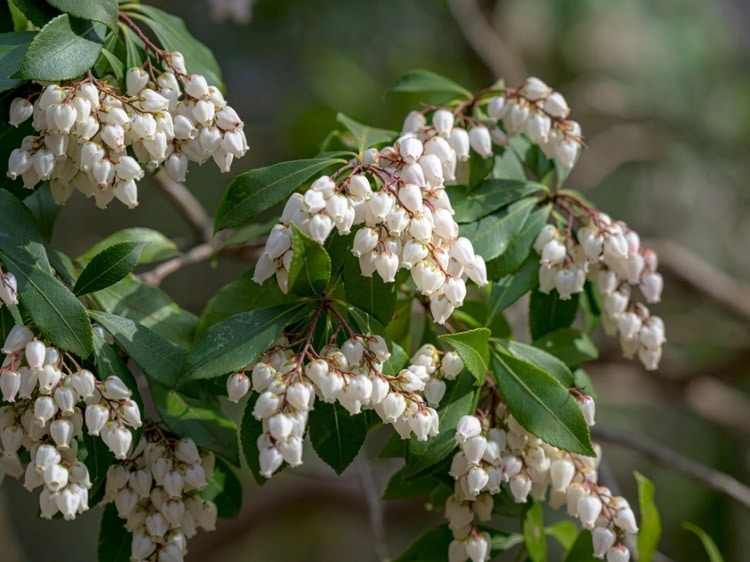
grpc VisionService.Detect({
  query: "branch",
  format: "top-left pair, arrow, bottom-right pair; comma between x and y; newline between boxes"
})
138,242 -> 215,286
592,426 -> 750,511
648,239 -> 750,323
446,0 -> 526,84
153,170 -> 213,243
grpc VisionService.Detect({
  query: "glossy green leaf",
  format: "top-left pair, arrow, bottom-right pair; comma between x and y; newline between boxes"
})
2,250 -> 93,357
215,157 -> 342,232
391,68 -> 471,98
382,340 -> 408,376
288,225 -> 331,296
308,401 -> 371,474
488,254 -> 538,320
460,198 -> 535,262
74,242 -> 145,296
10,0 -> 59,27
120,25 -> 144,69
152,384 -> 239,465
491,350 -> 594,455
46,0 -> 118,30
486,204 -> 551,279
97,503 -> 130,562
78,228 -> 179,266
523,502 -> 547,562
493,145 -> 526,181
529,289 -> 579,341
23,183 -> 59,242
89,276 -> 197,349
682,522 -> 725,562
0,188 -> 51,268
573,368 -> 598,400
405,373 -> 477,477
502,340 -> 574,387
128,4 -> 222,88
636,471 -> 662,562
546,520 -> 578,551
393,524 -> 454,562
438,328 -> 490,383
92,329 -> 144,413
337,112 -> 396,154
534,327 -> 598,367
89,310 -> 185,388
563,530 -> 598,562
184,304 -> 303,381
450,179 -> 543,223
343,249 -> 396,326
0,31 -> 34,91
200,457 -> 242,518
17,14 -> 104,81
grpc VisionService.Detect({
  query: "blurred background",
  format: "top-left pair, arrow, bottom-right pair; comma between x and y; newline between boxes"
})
3,0 -> 750,560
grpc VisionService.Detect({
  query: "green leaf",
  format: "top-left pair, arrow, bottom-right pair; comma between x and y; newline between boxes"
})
337,113 -> 396,155
0,4 -> 10,33
393,525 -> 454,562
382,340 -> 408,376
46,0 -> 118,31
382,464 -> 443,500
0,31 -> 34,91
215,157 -> 343,232
450,179 -> 542,223
533,327 -> 598,367
152,384 -> 239,465
682,522 -> 725,562
635,471 -> 662,562
120,25 -> 144,69
89,310 -> 185,388
502,340 -> 573,387
308,401 -> 371,474
17,14 -> 103,81
0,307 -> 15,364
573,368 -> 597,400
74,242 -> 145,296
11,0 -> 59,27
529,289 -> 579,341
467,150 -> 495,191
288,225 -> 331,296
97,503 -> 130,562
78,228 -> 179,266
523,502 -> 547,562
200,457 -> 242,518
92,329 -> 144,413
438,328 -> 490,383
1,250 -> 93,357
342,249 -> 396,326
405,373 -> 477,477
546,521 -> 578,551
491,350 -> 594,455
486,204 -> 551,279
89,276 -> 197,349
0,186 -> 51,268
240,393 -> 267,484
184,304 -> 303,381
390,69 -> 471,98
563,530 -> 598,562
488,254 -> 539,321
459,198 -> 535,262
80,431 -> 114,506
23,183 -> 59,242
493,146 -> 526,181
128,5 -> 222,88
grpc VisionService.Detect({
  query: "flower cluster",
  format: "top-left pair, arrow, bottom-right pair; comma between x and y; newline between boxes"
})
445,399 -> 637,562
226,331 -> 464,478
254,109 -> 491,324
6,52 -> 247,208
534,207 -> 665,370
104,433 -> 216,562
0,324 -> 142,519
479,76 -> 582,168
0,264 -> 18,309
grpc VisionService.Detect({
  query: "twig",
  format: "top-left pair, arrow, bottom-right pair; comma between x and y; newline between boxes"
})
592,426 -> 750,511
139,242 -> 214,286
446,0 -> 526,84
648,239 -> 750,324
356,455 -> 390,562
153,170 -> 213,243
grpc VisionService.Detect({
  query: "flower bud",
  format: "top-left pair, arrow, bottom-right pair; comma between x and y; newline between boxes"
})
9,98 -> 33,127
432,109 -> 454,136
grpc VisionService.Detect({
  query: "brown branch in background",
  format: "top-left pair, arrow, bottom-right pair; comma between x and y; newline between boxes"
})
592,426 -> 750,511
139,242 -> 215,286
446,0 -> 526,84
649,239 -> 750,324
153,170 -> 213,243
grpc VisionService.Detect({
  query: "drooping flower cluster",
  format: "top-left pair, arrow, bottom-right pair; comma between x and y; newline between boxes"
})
445,398 -> 637,562
253,112 -> 491,324
226,329 -> 464,478
479,76 -> 583,167
104,433 -> 216,562
0,324 -> 142,519
534,207 -> 665,370
6,52 -> 247,208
